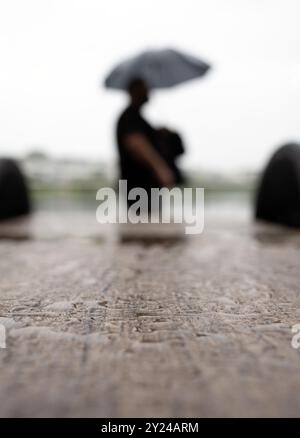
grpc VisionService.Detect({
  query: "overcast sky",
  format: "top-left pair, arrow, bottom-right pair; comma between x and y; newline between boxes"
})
1,0 -> 300,171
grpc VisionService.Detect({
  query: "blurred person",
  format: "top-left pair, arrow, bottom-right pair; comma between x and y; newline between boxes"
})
255,143 -> 300,228
116,78 -> 185,204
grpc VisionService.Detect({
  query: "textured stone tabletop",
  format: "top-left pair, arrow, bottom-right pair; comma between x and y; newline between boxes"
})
0,212 -> 300,417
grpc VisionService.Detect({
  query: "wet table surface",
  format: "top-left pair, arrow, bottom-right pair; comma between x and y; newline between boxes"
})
0,211 -> 300,417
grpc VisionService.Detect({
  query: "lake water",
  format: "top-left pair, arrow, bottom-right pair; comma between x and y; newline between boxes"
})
32,189 -> 253,224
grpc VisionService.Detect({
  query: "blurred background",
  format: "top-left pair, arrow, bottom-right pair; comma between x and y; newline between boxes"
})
1,0 -> 300,218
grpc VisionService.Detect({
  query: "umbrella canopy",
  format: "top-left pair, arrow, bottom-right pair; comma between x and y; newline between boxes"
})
104,48 -> 211,90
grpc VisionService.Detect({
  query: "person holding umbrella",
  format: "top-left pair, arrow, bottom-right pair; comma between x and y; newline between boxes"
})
104,48 -> 211,206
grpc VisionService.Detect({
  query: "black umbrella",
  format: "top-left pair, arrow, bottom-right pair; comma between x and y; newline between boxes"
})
104,48 -> 211,90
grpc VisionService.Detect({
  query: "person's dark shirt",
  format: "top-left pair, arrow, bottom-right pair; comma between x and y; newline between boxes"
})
116,105 -> 158,191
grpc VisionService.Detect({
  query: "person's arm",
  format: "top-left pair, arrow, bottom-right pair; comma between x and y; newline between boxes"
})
124,132 -> 175,188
